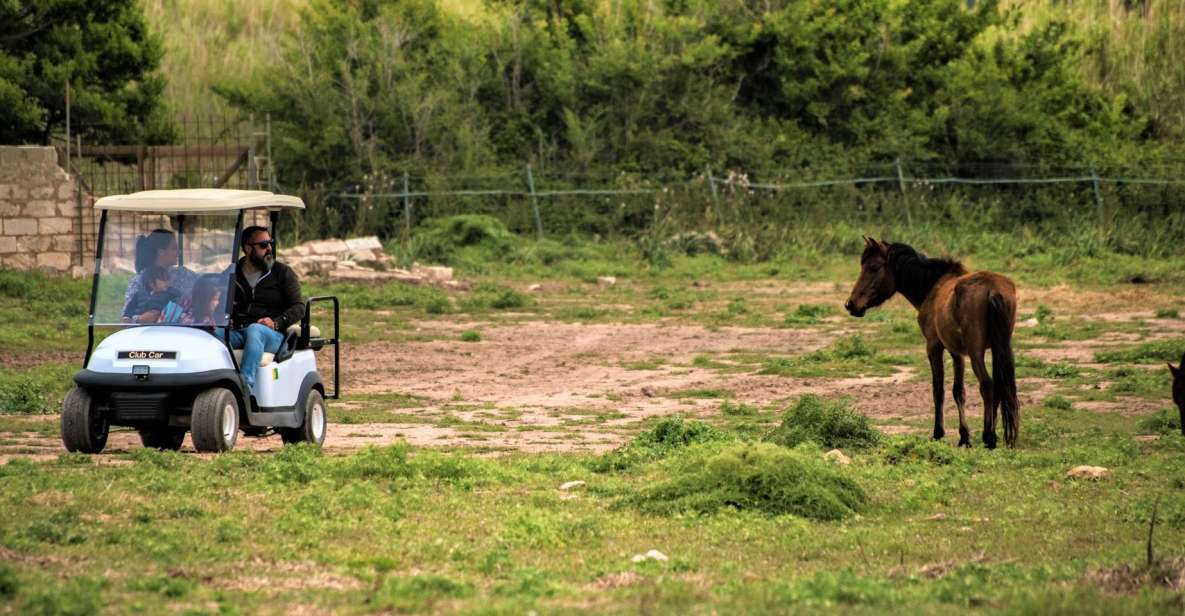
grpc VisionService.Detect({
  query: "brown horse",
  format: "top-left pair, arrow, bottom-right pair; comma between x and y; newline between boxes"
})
844,237 -> 1020,448
1168,353 -> 1185,436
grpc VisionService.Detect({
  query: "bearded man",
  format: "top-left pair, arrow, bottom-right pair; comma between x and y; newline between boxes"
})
229,226 -> 305,393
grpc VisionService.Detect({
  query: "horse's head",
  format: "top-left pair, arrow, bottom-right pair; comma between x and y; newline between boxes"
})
844,236 -> 896,317
1169,353 -> 1185,412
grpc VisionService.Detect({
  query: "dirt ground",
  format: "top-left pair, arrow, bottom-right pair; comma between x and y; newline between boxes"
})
2,282 -> 1178,461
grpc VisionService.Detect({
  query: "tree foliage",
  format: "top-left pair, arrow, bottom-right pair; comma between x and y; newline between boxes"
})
216,0 -> 1161,234
0,0 -> 172,144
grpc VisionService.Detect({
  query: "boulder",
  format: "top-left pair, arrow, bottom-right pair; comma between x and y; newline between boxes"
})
1065,465 -> 1111,480
823,449 -> 852,465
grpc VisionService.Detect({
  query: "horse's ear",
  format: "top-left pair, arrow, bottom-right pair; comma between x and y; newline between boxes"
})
1170,362 -> 1182,378
862,235 -> 873,247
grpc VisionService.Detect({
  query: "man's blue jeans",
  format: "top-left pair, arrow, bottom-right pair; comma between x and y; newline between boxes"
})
229,323 -> 285,391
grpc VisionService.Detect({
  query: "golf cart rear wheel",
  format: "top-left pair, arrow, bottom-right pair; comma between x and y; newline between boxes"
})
61,386 -> 108,453
139,427 -> 186,451
191,387 -> 239,453
280,390 -> 327,446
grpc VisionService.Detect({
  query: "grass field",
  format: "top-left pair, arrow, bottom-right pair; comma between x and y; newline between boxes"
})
2,232 -> 1185,613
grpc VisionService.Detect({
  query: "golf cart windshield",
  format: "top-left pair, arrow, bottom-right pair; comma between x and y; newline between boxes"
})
93,212 -> 237,327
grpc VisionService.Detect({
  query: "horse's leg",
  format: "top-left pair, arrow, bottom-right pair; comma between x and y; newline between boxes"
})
952,352 -> 971,447
928,343 -> 946,441
970,352 -> 997,449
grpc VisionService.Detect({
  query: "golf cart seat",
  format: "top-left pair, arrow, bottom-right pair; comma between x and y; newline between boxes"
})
229,323 -> 323,367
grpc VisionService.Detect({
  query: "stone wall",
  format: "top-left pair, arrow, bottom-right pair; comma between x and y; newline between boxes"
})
0,146 -> 85,275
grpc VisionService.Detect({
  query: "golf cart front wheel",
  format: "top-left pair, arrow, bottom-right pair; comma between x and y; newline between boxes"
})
280,390 -> 327,446
139,427 -> 186,451
61,386 -> 108,453
191,387 -> 239,453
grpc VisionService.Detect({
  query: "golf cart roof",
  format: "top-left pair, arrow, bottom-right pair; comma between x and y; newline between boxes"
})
94,189 -> 305,214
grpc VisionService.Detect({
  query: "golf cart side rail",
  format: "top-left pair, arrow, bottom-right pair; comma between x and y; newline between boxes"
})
302,295 -> 339,400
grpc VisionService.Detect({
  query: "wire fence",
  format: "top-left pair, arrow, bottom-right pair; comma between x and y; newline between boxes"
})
317,162 -> 1185,241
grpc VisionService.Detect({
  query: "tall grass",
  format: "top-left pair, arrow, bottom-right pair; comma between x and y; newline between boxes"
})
1008,0 -> 1185,141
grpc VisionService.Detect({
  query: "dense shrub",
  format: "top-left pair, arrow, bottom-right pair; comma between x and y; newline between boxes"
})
882,436 -> 955,465
765,395 -> 881,451
623,442 -> 865,519
592,415 -> 733,472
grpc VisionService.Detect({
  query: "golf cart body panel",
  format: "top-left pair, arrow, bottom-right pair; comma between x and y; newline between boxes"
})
63,189 -> 337,453
86,326 -> 233,375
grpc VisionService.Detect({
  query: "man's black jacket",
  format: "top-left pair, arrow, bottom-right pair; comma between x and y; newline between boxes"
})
231,258 -> 305,331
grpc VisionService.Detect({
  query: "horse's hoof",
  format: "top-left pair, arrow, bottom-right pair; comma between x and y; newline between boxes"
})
958,428 -> 971,447
983,433 -> 998,449
958,438 -> 971,448
932,429 -> 945,441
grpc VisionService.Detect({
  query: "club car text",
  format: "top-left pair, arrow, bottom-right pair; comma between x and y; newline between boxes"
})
117,351 -> 177,360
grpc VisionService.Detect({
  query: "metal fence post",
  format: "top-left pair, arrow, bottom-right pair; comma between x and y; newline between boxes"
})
266,113 -> 274,191
247,114 -> 258,190
705,164 -> 723,224
402,170 -> 412,241
526,164 -> 544,240
1090,166 -> 1105,223
896,157 -> 913,228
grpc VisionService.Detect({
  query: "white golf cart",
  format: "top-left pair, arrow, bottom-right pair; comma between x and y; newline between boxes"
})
61,189 -> 339,453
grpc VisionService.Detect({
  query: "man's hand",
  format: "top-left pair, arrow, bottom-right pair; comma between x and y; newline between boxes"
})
257,317 -> 277,330
137,310 -> 161,323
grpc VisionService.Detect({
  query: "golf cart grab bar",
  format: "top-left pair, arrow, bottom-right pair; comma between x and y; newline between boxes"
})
302,295 -> 339,399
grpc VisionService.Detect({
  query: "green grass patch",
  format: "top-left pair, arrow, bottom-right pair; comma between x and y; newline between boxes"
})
882,436 -> 955,465
460,330 -> 482,342
0,363 -> 76,415
1095,340 -> 1185,364
623,442 -> 866,520
783,303 -> 835,326
765,394 -> 881,451
592,415 -> 733,472
760,335 -> 908,378
669,388 -> 733,400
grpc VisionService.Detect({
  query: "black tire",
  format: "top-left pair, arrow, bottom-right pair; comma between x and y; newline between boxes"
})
280,390 -> 327,446
139,428 -> 186,451
61,387 -> 108,453
190,388 -> 239,453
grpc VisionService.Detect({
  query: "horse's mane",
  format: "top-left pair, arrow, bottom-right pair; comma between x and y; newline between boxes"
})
887,243 -> 966,306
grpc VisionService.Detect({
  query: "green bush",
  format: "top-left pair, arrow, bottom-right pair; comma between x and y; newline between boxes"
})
624,442 -> 865,519
1043,395 -> 1074,411
784,303 -> 835,326
1137,409 -> 1182,435
0,364 -> 75,414
460,330 -> 481,342
593,415 -> 733,472
406,215 -> 517,265
883,436 -> 955,465
765,395 -> 880,451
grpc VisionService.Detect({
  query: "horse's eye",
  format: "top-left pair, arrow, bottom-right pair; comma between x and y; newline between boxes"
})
868,263 -> 881,272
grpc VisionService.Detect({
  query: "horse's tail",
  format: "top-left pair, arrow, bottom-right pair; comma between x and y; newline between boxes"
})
987,292 -> 1020,448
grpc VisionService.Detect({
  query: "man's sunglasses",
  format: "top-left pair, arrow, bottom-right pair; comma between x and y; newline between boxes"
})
248,240 -> 275,249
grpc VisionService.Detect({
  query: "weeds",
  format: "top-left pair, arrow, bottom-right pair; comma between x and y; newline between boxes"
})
624,442 -> 866,519
592,416 -> 733,472
765,395 -> 881,451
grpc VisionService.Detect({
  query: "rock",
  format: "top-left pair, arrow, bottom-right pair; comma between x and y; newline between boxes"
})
823,449 -> 851,465
1065,465 -> 1111,480
304,239 -> 351,255
527,283 -> 543,292
597,276 -> 617,288
414,265 -> 454,282
559,480 -> 586,491
641,386 -> 655,397
344,236 -> 383,252
925,512 -> 947,521
1018,317 -> 1039,328
630,549 -> 669,563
